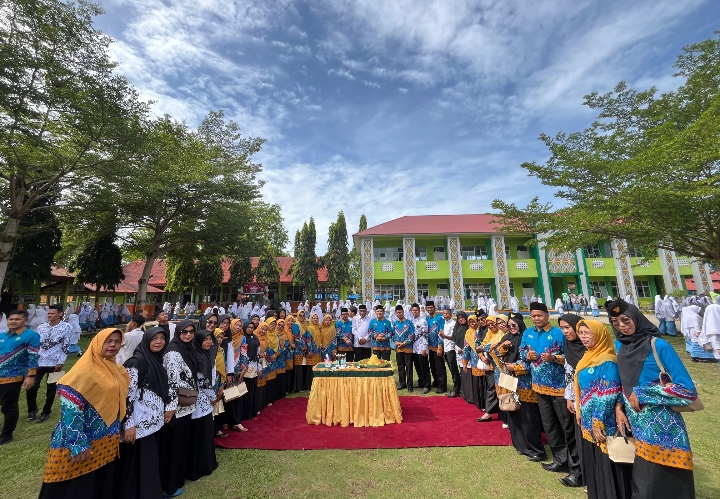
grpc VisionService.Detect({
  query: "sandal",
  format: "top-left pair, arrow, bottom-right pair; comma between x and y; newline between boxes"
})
232,424 -> 248,432
215,431 -> 228,438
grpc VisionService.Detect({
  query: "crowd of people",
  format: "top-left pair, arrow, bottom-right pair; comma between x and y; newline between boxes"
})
0,292 -> 710,499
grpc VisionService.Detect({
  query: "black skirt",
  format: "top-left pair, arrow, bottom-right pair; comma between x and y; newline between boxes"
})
39,458 -> 117,499
461,370 -> 476,405
159,414 -> 192,494
580,436 -> 632,499
116,431 -> 162,499
186,413 -> 218,481
241,377 -> 257,420
294,365 -> 305,391
631,455 -> 695,499
285,365 -> 295,393
275,372 -> 286,400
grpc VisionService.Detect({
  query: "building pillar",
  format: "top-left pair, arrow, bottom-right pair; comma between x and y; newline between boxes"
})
690,259 -> 713,295
361,238 -> 374,302
447,236 -> 464,308
535,237 -> 553,305
403,237 -> 418,304
610,239 -> 638,300
491,235 -> 511,309
657,248 -> 683,293
575,248 -> 591,297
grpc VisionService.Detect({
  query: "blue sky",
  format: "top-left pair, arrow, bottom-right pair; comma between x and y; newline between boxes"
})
95,0 -> 719,253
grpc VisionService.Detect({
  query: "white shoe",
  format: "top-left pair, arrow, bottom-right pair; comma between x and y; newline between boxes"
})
502,423 -> 509,429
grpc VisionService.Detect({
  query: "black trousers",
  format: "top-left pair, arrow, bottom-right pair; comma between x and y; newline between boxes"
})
444,350 -> 461,394
0,381 -> 21,439
508,400 -> 545,457
354,347 -> 372,361
483,372 -> 499,414
537,393 -> 580,473
395,352 -> 413,387
372,349 -> 391,361
631,455 -> 694,499
431,351 -> 446,390
339,350 -> 355,362
27,365 -> 59,415
412,353 -> 430,388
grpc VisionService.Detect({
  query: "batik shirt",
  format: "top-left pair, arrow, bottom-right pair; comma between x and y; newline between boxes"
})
577,361 -> 623,452
615,338 -> 697,470
43,385 -> 121,483
291,324 -> 304,359
462,329 -> 488,375
335,319 -> 354,352
392,319 -> 415,353
36,321 -> 72,367
426,314 -> 445,352
411,316 -> 428,354
368,318 -> 393,350
192,371 -> 214,419
496,343 -> 536,403
0,328 -> 39,384
123,366 -> 165,439
520,324 -> 566,396
162,351 -> 198,418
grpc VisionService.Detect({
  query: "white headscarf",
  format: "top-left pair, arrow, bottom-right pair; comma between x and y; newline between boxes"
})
680,305 -> 702,342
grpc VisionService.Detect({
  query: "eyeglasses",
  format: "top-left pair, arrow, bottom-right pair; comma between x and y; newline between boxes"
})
509,323 -> 518,329
181,329 -> 195,335
617,317 -> 634,325
206,320 -> 217,325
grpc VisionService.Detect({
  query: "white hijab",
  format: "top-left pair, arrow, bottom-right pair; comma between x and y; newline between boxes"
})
680,305 -> 702,341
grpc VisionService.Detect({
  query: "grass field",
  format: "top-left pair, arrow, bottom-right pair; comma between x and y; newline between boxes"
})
0,333 -> 717,499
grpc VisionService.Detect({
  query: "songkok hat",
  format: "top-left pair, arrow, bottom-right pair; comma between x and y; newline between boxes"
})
529,302 -> 548,313
605,298 -> 629,317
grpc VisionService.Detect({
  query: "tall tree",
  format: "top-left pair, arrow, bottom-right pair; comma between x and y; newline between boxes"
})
324,211 -> 350,293
0,0 -> 147,291
195,258 -> 223,290
255,245 -> 281,285
290,219 -> 319,300
71,235 -> 125,297
228,254 -> 253,288
492,32 -> 720,265
359,214 -> 368,232
164,252 -> 197,294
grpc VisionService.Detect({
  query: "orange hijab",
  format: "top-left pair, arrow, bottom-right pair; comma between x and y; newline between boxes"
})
59,328 -> 130,426
296,311 -> 309,336
308,313 -> 323,346
320,314 -> 336,348
231,319 -> 244,351
284,317 -> 296,348
257,323 -> 269,351
573,319 -> 618,415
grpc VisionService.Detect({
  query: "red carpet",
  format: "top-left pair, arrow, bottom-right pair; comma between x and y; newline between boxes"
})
215,396 -> 512,450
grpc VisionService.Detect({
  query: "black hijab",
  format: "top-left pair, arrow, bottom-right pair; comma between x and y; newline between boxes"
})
558,313 -> 585,369
194,329 -> 216,379
199,312 -> 218,332
452,311 -> 469,347
166,319 -> 198,378
123,326 -> 170,403
509,312 -> 526,333
216,314 -> 231,353
500,315 -> 525,363
608,299 -> 660,396
243,321 -> 260,362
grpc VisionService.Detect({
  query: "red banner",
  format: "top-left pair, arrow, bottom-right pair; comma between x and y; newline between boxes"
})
243,282 -> 266,294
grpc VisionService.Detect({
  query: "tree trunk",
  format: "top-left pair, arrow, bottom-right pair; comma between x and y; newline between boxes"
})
0,216 -> 21,297
136,251 -> 161,307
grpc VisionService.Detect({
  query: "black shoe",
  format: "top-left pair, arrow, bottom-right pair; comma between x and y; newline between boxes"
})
559,474 -> 583,487
0,436 -> 13,445
542,462 -> 569,473
408,386 -> 414,393
398,385 -> 407,390
527,454 -> 548,462
476,416 -> 493,423
37,413 -> 50,424
26,411 -> 36,422
422,387 -> 430,394
435,388 -> 446,394
446,392 -> 458,398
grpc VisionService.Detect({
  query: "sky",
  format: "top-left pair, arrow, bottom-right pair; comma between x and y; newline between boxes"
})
94,0 -> 719,253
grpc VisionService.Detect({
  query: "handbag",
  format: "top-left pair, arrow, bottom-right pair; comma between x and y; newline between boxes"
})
223,382 -> 248,402
498,371 -> 519,392
212,398 -> 225,417
498,392 -> 521,411
244,365 -> 257,378
476,359 -> 492,371
650,338 -> 704,413
177,387 -> 198,406
47,371 -> 65,384
606,431 -> 636,463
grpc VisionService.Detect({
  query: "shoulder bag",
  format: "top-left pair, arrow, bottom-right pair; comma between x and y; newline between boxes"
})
650,338 -> 704,413
178,387 -> 198,406
606,431 -> 636,463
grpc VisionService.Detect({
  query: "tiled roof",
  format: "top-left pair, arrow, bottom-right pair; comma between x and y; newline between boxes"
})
50,266 -> 75,281
685,272 -> 720,291
354,214 -> 504,237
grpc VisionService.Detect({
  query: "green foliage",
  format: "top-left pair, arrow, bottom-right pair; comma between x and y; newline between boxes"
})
164,253 -> 197,293
0,0 -> 147,289
359,214 -> 368,232
195,259 -> 223,289
228,254 -> 253,287
290,219 -> 319,299
255,245 -> 280,285
492,32 -> 720,266
324,211 -> 350,292
70,234 -> 125,292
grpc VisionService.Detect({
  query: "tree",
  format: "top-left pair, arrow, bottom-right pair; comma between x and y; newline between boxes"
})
290,219 -> 319,300
71,235 -> 125,300
359,214 -> 368,232
164,252 -> 197,294
324,211 -> 350,293
492,32 -> 720,265
228,254 -> 253,288
255,245 -> 280,285
195,258 -> 223,290
0,0 -> 147,291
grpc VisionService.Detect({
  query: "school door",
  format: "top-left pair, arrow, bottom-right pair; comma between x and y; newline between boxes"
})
433,246 -> 445,261
436,283 -> 449,297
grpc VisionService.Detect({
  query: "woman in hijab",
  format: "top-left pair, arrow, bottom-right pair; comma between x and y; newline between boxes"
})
479,315 -> 503,424
225,319 -> 248,431
461,314 -> 491,416
256,321 -> 278,409
452,312 -> 471,404
660,296 -> 679,336
287,314 -> 304,392
212,328 -> 228,438
555,298 -> 565,316
38,328 -> 130,499
496,315 -> 546,461
574,319 -> 631,499
319,313 -> 337,361
281,316 -> 297,393
237,320 -> 259,420
117,326 -> 169,499
266,317 -> 286,401
589,295 -> 599,317
301,312 -> 323,389
700,303 -> 720,362
275,317 -> 291,398
159,319 -> 198,498
607,299 -> 697,499
682,304 -> 715,361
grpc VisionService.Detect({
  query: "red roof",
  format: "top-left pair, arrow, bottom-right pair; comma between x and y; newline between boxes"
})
354,214 -> 504,237
121,259 -> 170,287
685,272 -> 720,291
50,266 -> 75,281
84,282 -> 165,294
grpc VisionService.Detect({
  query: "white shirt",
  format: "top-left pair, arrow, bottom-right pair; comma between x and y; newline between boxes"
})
411,316 -> 428,354
36,322 -> 72,367
442,318 -> 456,352
352,314 -> 372,348
116,328 -> 144,366
124,366 -> 165,439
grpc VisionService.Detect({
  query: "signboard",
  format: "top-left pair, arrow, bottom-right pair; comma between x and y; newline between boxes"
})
243,282 -> 266,294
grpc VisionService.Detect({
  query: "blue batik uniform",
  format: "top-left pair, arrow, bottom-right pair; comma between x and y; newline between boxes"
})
0,328 -> 39,384
426,315 -> 445,353
577,361 -> 623,449
368,318 -> 393,351
520,324 -> 566,396
335,319 -> 354,353
392,319 -> 415,354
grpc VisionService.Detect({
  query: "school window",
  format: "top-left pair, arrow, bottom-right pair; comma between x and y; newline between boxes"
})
315,287 -> 339,301
508,282 -> 515,296
464,283 -> 492,299
610,280 -> 619,299
373,284 -> 406,301
590,281 -> 606,298
286,285 -> 305,301
516,245 -> 530,259
415,246 -> 427,261
635,280 -> 652,298
460,245 -> 488,260
374,247 -> 403,262
505,245 -> 511,259
585,244 -> 602,257
416,284 -> 429,299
